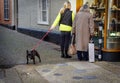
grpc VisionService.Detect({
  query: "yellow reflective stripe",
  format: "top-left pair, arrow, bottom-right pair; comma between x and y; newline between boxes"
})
52,11 -> 75,31
72,12 -> 75,22
52,13 -> 61,27
59,24 -> 72,31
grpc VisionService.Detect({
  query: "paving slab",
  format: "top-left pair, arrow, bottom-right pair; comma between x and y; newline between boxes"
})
0,80 -> 4,83
35,62 -> 120,83
15,65 -> 49,83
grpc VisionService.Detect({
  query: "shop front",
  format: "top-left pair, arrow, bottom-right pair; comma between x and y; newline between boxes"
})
102,0 -> 120,61
70,0 -> 120,61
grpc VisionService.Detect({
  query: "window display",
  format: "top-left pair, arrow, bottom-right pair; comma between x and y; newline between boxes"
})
89,0 -> 120,50
89,0 -> 105,47
107,0 -> 120,49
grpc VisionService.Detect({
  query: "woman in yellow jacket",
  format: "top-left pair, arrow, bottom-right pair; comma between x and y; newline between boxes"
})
50,1 -> 75,58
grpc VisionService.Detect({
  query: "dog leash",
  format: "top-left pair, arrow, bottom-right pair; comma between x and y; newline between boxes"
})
31,29 -> 51,50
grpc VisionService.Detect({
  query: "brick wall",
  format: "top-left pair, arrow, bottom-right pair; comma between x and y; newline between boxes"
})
0,0 -> 12,25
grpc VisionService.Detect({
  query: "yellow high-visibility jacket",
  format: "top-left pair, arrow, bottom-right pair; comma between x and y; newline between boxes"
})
52,11 -> 75,31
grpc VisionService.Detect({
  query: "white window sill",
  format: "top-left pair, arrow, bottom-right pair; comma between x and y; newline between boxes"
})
37,21 -> 49,25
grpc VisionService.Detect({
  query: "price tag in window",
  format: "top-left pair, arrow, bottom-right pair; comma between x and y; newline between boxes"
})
99,39 -> 102,44
99,26 -> 103,31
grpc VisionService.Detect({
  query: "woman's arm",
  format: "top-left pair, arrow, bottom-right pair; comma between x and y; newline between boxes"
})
50,13 -> 61,30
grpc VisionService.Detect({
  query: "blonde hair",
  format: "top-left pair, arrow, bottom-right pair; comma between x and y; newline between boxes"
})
60,1 -> 71,14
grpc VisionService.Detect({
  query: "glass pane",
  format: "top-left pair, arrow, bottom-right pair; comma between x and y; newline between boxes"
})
42,0 -> 46,10
39,0 -> 48,23
107,0 -> 120,49
4,0 -> 7,3
42,11 -> 47,21
4,0 -> 9,20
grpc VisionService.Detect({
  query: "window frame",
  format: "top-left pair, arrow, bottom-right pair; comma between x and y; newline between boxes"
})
38,0 -> 49,25
4,0 -> 10,20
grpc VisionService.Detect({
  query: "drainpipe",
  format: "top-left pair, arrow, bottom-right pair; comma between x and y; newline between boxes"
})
14,0 -> 18,30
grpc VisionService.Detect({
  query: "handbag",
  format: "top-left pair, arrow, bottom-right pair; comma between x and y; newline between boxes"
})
68,44 -> 76,55
68,35 -> 76,55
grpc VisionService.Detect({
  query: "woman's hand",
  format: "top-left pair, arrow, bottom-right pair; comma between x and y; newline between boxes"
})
50,26 -> 55,30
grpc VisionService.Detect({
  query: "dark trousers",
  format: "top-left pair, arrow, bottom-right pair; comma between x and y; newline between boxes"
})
77,51 -> 88,61
60,31 -> 71,57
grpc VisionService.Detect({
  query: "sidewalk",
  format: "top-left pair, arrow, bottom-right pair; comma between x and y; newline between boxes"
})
13,61 -> 120,83
0,26 -> 120,83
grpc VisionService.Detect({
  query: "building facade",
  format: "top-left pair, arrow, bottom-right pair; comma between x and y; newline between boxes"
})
0,0 -> 81,30
17,0 -> 120,61
0,0 -> 67,30
0,0 -> 15,29
17,0 -> 66,31
0,0 -> 120,61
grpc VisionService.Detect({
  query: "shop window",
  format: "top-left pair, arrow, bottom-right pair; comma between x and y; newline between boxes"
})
4,0 -> 9,20
89,0 -> 120,49
89,0 -> 105,47
38,0 -> 49,25
107,0 -> 120,49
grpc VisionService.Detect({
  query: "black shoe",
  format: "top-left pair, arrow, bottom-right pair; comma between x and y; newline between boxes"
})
83,59 -> 88,61
83,57 -> 88,61
78,58 -> 82,61
61,55 -> 65,58
65,55 -> 72,58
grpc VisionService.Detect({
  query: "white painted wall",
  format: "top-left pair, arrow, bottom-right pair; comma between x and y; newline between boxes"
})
69,0 -> 76,13
18,0 -> 66,30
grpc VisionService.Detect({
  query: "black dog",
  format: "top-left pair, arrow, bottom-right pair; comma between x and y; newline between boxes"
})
26,50 -> 41,64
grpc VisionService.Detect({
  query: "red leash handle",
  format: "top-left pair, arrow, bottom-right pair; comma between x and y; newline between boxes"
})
32,29 -> 51,50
